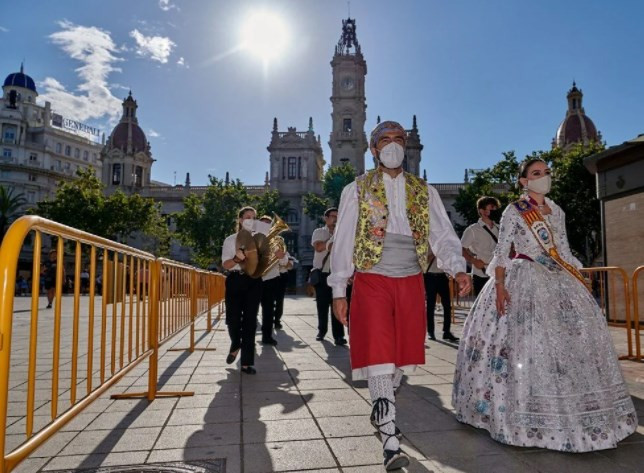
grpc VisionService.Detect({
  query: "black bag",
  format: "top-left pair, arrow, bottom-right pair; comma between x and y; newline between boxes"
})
308,268 -> 322,286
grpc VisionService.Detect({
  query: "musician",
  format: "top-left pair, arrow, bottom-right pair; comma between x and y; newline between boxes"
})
258,215 -> 289,345
274,256 -> 294,330
221,206 -> 261,374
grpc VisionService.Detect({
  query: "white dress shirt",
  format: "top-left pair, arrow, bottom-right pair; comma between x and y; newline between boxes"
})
328,172 -> 466,298
311,226 -> 333,271
262,253 -> 289,281
461,219 -> 500,277
222,233 -> 241,271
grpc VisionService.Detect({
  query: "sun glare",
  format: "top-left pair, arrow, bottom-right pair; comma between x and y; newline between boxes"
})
241,11 -> 289,63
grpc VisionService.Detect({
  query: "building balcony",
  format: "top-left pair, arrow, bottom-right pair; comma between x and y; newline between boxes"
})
0,138 -> 17,145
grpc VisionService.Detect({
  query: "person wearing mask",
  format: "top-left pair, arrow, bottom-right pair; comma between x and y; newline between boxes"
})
461,196 -> 501,295
221,206 -> 262,375
452,158 -> 637,452
311,208 -> 347,346
329,121 -> 470,470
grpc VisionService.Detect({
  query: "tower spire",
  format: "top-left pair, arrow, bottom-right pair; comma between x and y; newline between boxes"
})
308,117 -> 313,132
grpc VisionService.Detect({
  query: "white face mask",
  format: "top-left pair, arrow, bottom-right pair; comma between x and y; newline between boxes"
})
526,175 -> 551,195
241,218 -> 255,231
378,142 -> 405,169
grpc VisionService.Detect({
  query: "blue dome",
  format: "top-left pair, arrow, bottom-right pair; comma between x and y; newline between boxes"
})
4,70 -> 37,93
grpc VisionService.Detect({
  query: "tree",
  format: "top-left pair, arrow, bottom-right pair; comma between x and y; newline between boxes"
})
303,163 -> 356,223
0,185 -> 27,237
453,151 -> 520,233
253,189 -> 290,219
33,168 -> 170,255
174,176 -> 252,268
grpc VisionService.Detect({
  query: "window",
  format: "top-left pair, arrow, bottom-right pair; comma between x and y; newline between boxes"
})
29,153 -> 38,161
287,157 -> 297,179
282,157 -> 286,180
2,148 -> 11,158
74,148 -> 80,158
28,174 -> 37,182
64,145 -> 71,156
83,150 -> 89,161
55,160 -> 61,170
27,191 -> 35,203
112,163 -> 121,184
343,118 -> 352,133
56,143 -> 62,154
135,166 -> 143,187
3,126 -> 17,142
1,170 -> 10,178
298,157 -> 302,179
286,209 -> 299,224
92,153 -> 97,162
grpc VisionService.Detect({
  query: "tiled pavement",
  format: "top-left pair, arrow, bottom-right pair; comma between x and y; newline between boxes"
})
6,296 -> 644,473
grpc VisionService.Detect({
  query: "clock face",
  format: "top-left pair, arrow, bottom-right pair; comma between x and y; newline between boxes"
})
341,77 -> 355,91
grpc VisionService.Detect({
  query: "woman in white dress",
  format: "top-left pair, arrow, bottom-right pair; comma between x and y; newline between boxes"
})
452,158 -> 637,452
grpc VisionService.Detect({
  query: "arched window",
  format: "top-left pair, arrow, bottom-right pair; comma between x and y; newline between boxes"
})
55,143 -> 62,154
65,145 -> 71,156
112,163 -> 121,184
286,209 -> 299,224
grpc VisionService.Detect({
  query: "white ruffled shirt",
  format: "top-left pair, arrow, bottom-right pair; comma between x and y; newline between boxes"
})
328,172 -> 466,298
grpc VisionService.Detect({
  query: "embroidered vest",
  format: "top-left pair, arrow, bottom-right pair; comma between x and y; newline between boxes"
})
354,169 -> 430,272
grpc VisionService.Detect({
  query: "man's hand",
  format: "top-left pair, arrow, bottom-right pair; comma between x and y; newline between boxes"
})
454,272 -> 472,296
473,258 -> 486,270
333,298 -> 349,326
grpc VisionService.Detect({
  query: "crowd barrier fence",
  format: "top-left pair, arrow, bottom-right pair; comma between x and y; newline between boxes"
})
0,216 -> 225,473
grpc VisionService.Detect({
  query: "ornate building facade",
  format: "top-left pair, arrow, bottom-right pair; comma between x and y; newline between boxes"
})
553,81 -> 601,150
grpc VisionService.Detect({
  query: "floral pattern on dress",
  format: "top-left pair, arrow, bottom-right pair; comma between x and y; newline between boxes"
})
452,199 -> 637,452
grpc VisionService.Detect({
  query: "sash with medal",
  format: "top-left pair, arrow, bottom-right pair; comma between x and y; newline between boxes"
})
512,199 -> 589,291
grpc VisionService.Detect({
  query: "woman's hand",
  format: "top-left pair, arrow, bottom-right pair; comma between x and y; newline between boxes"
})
495,283 -> 510,316
234,249 -> 246,262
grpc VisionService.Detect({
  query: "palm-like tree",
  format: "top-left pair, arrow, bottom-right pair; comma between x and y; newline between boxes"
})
0,185 -> 27,237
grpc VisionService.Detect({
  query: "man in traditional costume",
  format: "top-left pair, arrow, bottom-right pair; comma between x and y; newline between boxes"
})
329,121 -> 470,470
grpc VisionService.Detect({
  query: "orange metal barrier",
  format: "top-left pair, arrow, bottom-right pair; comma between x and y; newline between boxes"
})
0,216 -> 225,473
632,266 -> 644,361
581,266 -> 634,360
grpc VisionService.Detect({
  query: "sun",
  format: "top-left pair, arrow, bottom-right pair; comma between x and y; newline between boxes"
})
241,11 -> 289,63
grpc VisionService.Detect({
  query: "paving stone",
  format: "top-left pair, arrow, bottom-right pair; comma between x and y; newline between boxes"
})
167,405 -> 241,425
244,439 -> 336,473
58,426 -> 161,455
41,451 -> 148,471
146,446 -> 241,473
155,423 -> 241,449
243,418 -> 323,444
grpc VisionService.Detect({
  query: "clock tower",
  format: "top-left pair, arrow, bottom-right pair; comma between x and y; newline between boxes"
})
329,18 -> 368,174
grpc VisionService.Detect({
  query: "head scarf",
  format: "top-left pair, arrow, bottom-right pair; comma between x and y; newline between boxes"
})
370,120 -> 406,149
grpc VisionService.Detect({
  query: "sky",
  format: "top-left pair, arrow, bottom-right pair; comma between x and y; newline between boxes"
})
1,0 -> 643,186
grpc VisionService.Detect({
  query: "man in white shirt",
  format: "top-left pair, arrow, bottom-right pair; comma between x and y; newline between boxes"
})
461,196 -> 500,295
311,208 -> 347,345
329,120 -> 470,470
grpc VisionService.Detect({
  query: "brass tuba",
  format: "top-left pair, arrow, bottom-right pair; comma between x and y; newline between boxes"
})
235,213 -> 290,279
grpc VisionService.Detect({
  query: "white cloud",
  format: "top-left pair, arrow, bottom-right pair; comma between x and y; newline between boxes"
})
0,26 -> 9,33
39,21 -> 122,124
148,129 -> 161,138
130,29 -> 176,64
177,56 -> 188,68
158,0 -> 178,11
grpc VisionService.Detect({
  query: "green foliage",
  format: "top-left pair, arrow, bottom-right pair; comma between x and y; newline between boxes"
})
174,176 -> 252,268
253,189 -> 290,219
0,185 -> 27,237
303,163 -> 356,223
454,151 -> 520,233
32,168 -> 170,255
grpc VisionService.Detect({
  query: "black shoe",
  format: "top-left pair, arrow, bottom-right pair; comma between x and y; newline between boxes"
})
334,337 -> 347,346
46,303 -> 52,309
428,333 -> 436,341
274,323 -> 283,330
383,448 -> 409,471
316,333 -> 324,341
241,366 -> 257,375
261,337 -> 278,346
443,332 -> 460,342
226,349 -> 239,364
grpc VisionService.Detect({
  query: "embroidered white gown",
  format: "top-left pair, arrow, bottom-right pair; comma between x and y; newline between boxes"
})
452,198 -> 637,452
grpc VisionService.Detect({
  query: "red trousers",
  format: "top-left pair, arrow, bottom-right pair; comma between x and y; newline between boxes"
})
349,272 -> 426,372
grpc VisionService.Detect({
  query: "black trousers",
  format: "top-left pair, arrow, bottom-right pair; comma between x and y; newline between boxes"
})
473,274 -> 489,296
274,272 -> 288,325
424,272 -> 451,336
260,276 -> 281,339
315,272 -> 345,340
225,272 -> 261,366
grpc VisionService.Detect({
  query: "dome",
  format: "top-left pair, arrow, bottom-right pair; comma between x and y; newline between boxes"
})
110,122 -> 148,153
3,67 -> 37,93
555,114 -> 598,147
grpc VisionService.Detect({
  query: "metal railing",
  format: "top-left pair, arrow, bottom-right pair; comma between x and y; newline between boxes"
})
0,216 -> 225,473
632,266 -> 644,362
